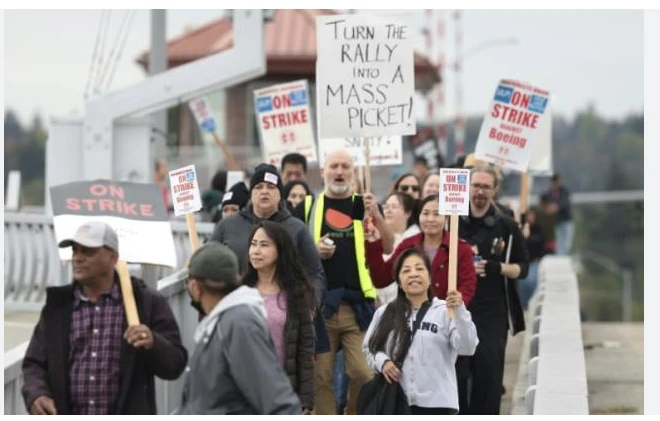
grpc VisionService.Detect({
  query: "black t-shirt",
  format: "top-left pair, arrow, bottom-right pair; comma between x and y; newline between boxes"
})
320,196 -> 362,291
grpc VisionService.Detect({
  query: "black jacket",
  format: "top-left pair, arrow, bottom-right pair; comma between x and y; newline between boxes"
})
458,206 -> 529,335
22,275 -> 187,415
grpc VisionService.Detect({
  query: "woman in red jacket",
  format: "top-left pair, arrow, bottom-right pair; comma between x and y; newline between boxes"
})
365,194 -> 477,306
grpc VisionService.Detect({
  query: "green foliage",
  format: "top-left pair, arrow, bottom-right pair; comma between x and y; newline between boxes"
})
4,111 -> 47,205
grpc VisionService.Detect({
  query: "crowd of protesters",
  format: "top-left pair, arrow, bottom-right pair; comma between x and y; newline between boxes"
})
23,147 -> 574,415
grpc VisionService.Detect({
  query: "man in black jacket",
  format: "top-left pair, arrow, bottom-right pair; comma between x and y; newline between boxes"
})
457,166 -> 529,415
22,221 -> 187,415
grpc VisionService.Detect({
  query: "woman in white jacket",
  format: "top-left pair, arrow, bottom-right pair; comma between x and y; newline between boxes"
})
362,247 -> 479,415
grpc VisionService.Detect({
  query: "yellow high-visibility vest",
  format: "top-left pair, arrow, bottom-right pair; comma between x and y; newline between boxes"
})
304,193 -> 376,299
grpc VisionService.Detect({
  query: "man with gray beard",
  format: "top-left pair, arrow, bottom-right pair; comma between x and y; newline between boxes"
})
294,149 -> 376,415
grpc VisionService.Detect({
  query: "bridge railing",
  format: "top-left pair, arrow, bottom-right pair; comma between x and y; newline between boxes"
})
4,269 -> 194,415
512,256 -> 589,414
3,212 -> 215,310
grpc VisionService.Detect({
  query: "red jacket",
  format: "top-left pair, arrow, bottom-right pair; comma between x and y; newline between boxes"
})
365,232 -> 477,306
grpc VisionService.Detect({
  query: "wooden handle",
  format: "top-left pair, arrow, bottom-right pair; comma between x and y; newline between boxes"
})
186,213 -> 200,253
116,260 -> 140,326
447,215 -> 459,320
519,171 -> 530,223
364,137 -> 372,193
211,131 -> 240,171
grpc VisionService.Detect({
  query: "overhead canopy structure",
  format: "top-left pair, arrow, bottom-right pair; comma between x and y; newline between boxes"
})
137,9 -> 441,92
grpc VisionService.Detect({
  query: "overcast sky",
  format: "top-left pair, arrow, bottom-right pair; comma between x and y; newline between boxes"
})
4,9 -> 644,126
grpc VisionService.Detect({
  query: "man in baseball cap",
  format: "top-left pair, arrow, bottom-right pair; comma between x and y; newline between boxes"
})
58,220 -> 119,252
22,220 -> 187,414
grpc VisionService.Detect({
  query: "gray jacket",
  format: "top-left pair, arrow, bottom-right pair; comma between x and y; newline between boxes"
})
177,286 -> 302,415
211,202 -> 325,305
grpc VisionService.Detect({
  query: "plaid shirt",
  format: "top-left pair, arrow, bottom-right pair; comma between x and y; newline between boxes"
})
68,283 -> 124,415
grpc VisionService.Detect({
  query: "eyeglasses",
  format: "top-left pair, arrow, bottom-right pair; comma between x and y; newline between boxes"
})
398,184 -> 420,193
471,183 -> 494,192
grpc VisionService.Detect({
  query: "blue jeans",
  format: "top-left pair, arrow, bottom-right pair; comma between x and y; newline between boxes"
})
333,349 -> 349,413
555,220 -> 575,256
519,261 -> 539,310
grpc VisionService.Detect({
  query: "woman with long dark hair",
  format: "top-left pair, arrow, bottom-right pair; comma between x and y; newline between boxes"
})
365,194 -> 477,306
242,221 -> 316,413
363,247 -> 478,414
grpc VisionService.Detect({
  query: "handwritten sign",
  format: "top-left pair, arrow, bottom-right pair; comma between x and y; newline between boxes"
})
168,165 -> 202,217
474,79 -> 551,172
254,80 -> 318,165
319,136 -> 403,167
189,96 -> 218,133
318,136 -> 402,167
49,180 -> 177,267
316,14 -> 415,138
439,168 -> 470,216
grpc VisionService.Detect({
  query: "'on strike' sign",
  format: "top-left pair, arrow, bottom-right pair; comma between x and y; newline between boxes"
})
316,14 -> 415,138
168,165 -> 202,217
474,79 -> 551,172
439,168 -> 470,216
254,80 -> 318,165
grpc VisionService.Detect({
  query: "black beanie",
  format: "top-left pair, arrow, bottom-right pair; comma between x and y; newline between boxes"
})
249,164 -> 283,195
222,182 -> 249,208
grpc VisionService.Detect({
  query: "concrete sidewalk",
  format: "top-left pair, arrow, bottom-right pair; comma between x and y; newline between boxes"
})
583,322 -> 644,415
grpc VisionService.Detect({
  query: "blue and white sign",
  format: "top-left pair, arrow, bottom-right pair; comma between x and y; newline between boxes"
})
189,97 -> 218,134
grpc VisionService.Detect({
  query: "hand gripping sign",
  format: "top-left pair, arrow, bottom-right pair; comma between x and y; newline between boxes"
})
439,168 -> 471,319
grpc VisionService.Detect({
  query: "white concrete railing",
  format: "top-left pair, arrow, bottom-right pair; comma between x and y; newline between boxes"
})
512,256 -> 589,415
4,269 -> 196,415
4,212 -> 214,310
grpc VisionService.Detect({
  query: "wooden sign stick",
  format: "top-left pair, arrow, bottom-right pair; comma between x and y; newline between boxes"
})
186,213 -> 201,253
211,131 -> 241,171
519,171 -> 530,224
364,137 -> 372,193
116,260 -> 140,326
447,214 -> 459,320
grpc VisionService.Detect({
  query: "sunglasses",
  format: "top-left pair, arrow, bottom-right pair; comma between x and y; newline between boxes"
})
398,184 -> 420,193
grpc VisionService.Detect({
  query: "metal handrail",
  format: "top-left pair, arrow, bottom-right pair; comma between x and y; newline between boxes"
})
4,269 -> 192,415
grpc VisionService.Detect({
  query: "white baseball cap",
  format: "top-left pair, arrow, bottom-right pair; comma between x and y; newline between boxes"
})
58,220 -> 119,252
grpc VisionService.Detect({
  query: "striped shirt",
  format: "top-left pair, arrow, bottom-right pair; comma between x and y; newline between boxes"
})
68,283 -> 124,415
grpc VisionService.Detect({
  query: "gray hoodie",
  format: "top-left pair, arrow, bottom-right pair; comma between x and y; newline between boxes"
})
211,203 -> 325,305
176,286 -> 302,415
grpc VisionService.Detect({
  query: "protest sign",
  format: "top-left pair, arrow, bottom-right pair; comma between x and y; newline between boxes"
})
168,165 -> 202,217
474,79 -> 551,172
318,135 -> 402,167
528,103 -> 553,175
50,180 -> 178,268
189,96 -> 218,133
439,168 -> 470,216
316,13 -> 415,138
254,80 -> 318,165
169,165 -> 203,251
189,96 -> 240,170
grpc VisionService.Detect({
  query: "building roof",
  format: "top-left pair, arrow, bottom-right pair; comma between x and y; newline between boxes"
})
136,9 -> 440,91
